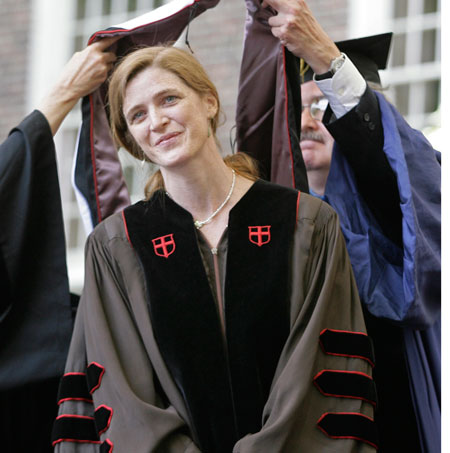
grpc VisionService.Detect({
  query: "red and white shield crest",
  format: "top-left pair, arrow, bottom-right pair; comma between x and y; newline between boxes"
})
248,226 -> 271,247
152,234 -> 176,258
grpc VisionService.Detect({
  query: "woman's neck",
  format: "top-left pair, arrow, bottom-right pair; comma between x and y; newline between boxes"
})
162,150 -> 254,248
162,151 -> 233,220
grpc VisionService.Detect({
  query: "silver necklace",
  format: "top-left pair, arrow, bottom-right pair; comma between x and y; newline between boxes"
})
193,169 -> 236,229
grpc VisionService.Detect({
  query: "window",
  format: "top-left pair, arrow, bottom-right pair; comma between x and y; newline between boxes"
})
348,0 -> 441,131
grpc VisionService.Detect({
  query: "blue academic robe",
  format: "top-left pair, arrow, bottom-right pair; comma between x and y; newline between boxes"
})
324,92 -> 441,453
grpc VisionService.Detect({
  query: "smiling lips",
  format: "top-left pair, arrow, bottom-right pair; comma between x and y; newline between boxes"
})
154,132 -> 182,146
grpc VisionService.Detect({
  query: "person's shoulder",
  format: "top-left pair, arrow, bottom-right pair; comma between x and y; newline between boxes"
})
297,192 -> 339,226
251,179 -> 338,223
253,178 -> 299,198
88,210 -> 130,245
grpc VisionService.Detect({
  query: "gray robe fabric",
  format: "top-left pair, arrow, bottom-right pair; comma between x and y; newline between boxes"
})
55,190 -> 374,452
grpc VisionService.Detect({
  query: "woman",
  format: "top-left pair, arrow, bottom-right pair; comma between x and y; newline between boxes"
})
53,46 -> 377,452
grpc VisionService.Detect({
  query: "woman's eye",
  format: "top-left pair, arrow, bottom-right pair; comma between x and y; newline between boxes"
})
164,95 -> 177,104
131,111 -> 145,122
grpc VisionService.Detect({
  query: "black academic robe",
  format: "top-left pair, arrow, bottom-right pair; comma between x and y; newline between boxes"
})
0,110 -> 74,451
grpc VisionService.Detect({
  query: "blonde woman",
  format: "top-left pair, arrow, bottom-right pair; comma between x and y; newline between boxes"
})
53,46 -> 377,452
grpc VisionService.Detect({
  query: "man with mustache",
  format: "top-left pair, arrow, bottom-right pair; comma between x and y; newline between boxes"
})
263,1 -> 441,452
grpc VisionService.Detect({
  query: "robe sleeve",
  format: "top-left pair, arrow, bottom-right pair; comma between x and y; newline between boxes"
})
233,200 -> 376,452
324,92 -> 440,328
0,110 -> 72,390
325,86 -> 402,246
53,222 -> 200,452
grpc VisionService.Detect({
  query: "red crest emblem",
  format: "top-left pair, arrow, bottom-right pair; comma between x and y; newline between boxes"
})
248,226 -> 271,247
152,234 -> 176,258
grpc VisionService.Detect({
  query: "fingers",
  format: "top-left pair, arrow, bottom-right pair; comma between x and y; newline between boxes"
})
93,35 -> 121,51
267,14 -> 285,28
261,0 -> 281,10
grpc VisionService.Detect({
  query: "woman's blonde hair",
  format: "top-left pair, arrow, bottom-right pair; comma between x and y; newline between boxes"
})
108,45 -> 258,199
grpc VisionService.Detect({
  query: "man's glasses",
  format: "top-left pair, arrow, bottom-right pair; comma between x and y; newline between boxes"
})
301,98 -> 329,120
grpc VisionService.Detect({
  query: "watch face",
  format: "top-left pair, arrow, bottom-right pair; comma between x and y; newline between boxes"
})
331,54 -> 345,73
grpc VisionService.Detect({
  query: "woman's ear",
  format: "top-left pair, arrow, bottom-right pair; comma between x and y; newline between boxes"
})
203,91 -> 218,119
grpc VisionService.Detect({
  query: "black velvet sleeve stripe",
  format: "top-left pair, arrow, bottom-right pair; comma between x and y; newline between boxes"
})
51,414 -> 100,447
320,329 -> 375,367
100,439 -> 114,453
317,412 -> 379,449
314,370 -> 377,406
86,362 -> 105,394
57,372 -> 92,405
94,405 -> 113,435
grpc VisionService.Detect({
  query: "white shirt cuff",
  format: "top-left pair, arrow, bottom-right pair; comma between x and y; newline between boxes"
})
314,54 -> 367,119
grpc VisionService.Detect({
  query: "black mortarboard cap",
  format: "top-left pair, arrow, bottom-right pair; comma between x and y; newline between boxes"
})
300,32 -> 393,84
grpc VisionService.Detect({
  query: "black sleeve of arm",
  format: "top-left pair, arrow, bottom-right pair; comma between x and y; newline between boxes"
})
0,110 -> 68,320
325,86 -> 403,246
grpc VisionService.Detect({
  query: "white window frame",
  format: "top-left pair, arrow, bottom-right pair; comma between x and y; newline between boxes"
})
348,0 -> 441,130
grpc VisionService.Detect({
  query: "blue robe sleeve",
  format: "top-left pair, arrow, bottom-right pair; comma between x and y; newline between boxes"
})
324,92 -> 440,329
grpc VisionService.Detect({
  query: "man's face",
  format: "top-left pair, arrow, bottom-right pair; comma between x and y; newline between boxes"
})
300,81 -> 334,172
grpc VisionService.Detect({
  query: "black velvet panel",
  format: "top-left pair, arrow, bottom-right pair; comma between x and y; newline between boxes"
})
86,362 -> 105,394
124,180 -> 299,452
94,405 -> 113,435
320,329 -> 375,367
125,192 -> 236,452
225,180 -> 298,437
314,370 -> 377,406
283,48 -> 309,193
51,415 -> 100,446
317,412 -> 379,449
100,439 -> 114,453
57,373 -> 92,404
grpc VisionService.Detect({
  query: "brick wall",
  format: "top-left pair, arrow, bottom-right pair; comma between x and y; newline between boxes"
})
186,0 -> 246,154
0,0 -> 31,140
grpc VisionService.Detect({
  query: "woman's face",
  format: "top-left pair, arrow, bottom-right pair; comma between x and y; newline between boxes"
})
123,66 -> 217,169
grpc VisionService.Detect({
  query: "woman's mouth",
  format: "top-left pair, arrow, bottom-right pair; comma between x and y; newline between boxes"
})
155,132 -> 181,146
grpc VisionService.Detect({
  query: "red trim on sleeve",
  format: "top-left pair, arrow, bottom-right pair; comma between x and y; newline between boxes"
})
320,350 -> 375,368
121,210 -> 132,246
102,439 -> 114,452
52,414 -> 102,447
316,412 -> 378,450
58,397 -> 94,405
295,191 -> 301,224
89,95 -> 103,223
313,369 -> 376,406
319,328 -> 375,368
88,0 -> 198,44
96,405 -> 114,435
52,438 -> 102,447
314,369 -> 373,380
88,362 -> 106,394
63,372 -> 86,377
55,414 -> 94,421
319,328 -> 368,337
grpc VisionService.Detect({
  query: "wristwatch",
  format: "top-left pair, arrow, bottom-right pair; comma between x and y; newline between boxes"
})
314,53 -> 346,80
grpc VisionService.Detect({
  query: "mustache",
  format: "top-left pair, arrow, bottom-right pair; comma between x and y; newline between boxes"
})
300,130 -> 325,144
